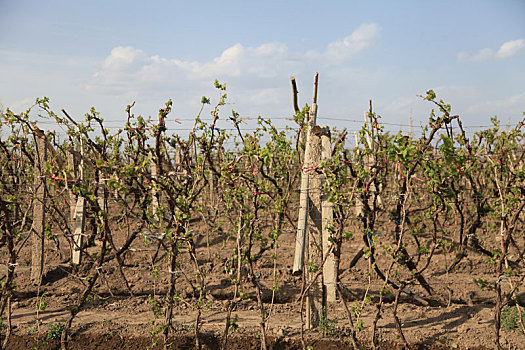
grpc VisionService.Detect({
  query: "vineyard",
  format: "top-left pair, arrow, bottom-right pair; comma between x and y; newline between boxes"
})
1,78 -> 525,350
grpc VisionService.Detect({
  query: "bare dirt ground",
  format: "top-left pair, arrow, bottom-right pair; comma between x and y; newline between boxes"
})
2,211 -> 525,350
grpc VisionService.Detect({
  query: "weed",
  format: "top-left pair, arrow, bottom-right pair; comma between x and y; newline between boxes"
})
148,296 -> 163,319
148,323 -> 168,349
46,323 -> 64,340
473,278 -> 489,291
501,306 -> 524,330
230,314 -> 239,333
319,307 -> 338,335
37,292 -> 48,312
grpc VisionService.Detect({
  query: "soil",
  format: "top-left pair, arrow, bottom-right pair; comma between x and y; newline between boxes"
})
2,209 -> 525,350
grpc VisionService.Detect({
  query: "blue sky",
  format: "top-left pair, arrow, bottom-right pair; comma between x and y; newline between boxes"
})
1,0 -> 524,136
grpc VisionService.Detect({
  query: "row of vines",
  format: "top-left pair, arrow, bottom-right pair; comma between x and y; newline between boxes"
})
0,82 -> 525,349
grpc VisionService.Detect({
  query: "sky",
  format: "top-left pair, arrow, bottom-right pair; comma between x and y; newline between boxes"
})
1,0 -> 524,137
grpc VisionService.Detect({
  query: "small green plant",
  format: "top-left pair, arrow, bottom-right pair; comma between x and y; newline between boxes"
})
148,323 -> 168,349
307,261 -> 319,273
151,266 -> 159,279
501,306 -> 524,330
319,307 -> 338,335
230,314 -> 239,333
148,296 -> 163,318
31,340 -> 48,350
473,278 -> 489,291
46,323 -> 64,340
37,292 -> 48,312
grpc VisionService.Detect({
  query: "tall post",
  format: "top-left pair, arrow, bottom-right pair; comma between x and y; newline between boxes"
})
305,124 -> 323,329
96,168 -> 108,243
97,172 -> 108,219
354,131 -> 365,220
321,126 -> 336,302
208,168 -> 216,208
149,162 -> 161,222
150,110 -> 166,224
67,151 -> 78,221
365,106 -> 382,206
293,110 -> 313,275
31,130 -> 47,285
291,73 -> 327,328
290,76 -> 300,115
72,138 -> 85,265
293,73 -> 319,275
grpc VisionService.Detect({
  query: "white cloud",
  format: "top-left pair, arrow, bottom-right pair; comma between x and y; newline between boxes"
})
458,39 -> 525,62
382,95 -> 420,116
434,86 -> 476,98
247,88 -> 283,106
100,46 -> 149,71
378,86 -> 479,129
8,97 -> 34,113
466,92 -> 525,120
87,23 -> 381,96
381,88 -> 525,131
86,43 -> 301,98
87,46 -> 189,95
308,23 -> 381,64
497,39 -> 525,59
173,42 -> 298,79
85,24 -> 382,119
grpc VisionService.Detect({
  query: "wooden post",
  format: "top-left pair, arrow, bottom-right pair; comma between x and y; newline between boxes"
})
290,76 -> 300,114
293,110 -> 313,275
150,110 -> 166,223
364,107 -> 382,206
306,124 -> 323,329
321,126 -> 336,302
293,73 -> 319,275
72,198 -> 85,265
67,151 -> 78,221
175,147 -> 187,178
364,110 -> 373,150
292,72 -> 325,328
149,161 -> 160,222
72,138 -> 85,265
95,169 -> 108,244
97,172 -> 108,218
354,131 -> 365,218
208,168 -> 216,208
31,130 -> 47,285
175,148 -> 181,167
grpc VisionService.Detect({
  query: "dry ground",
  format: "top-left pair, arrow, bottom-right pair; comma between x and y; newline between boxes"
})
2,211 -> 525,350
